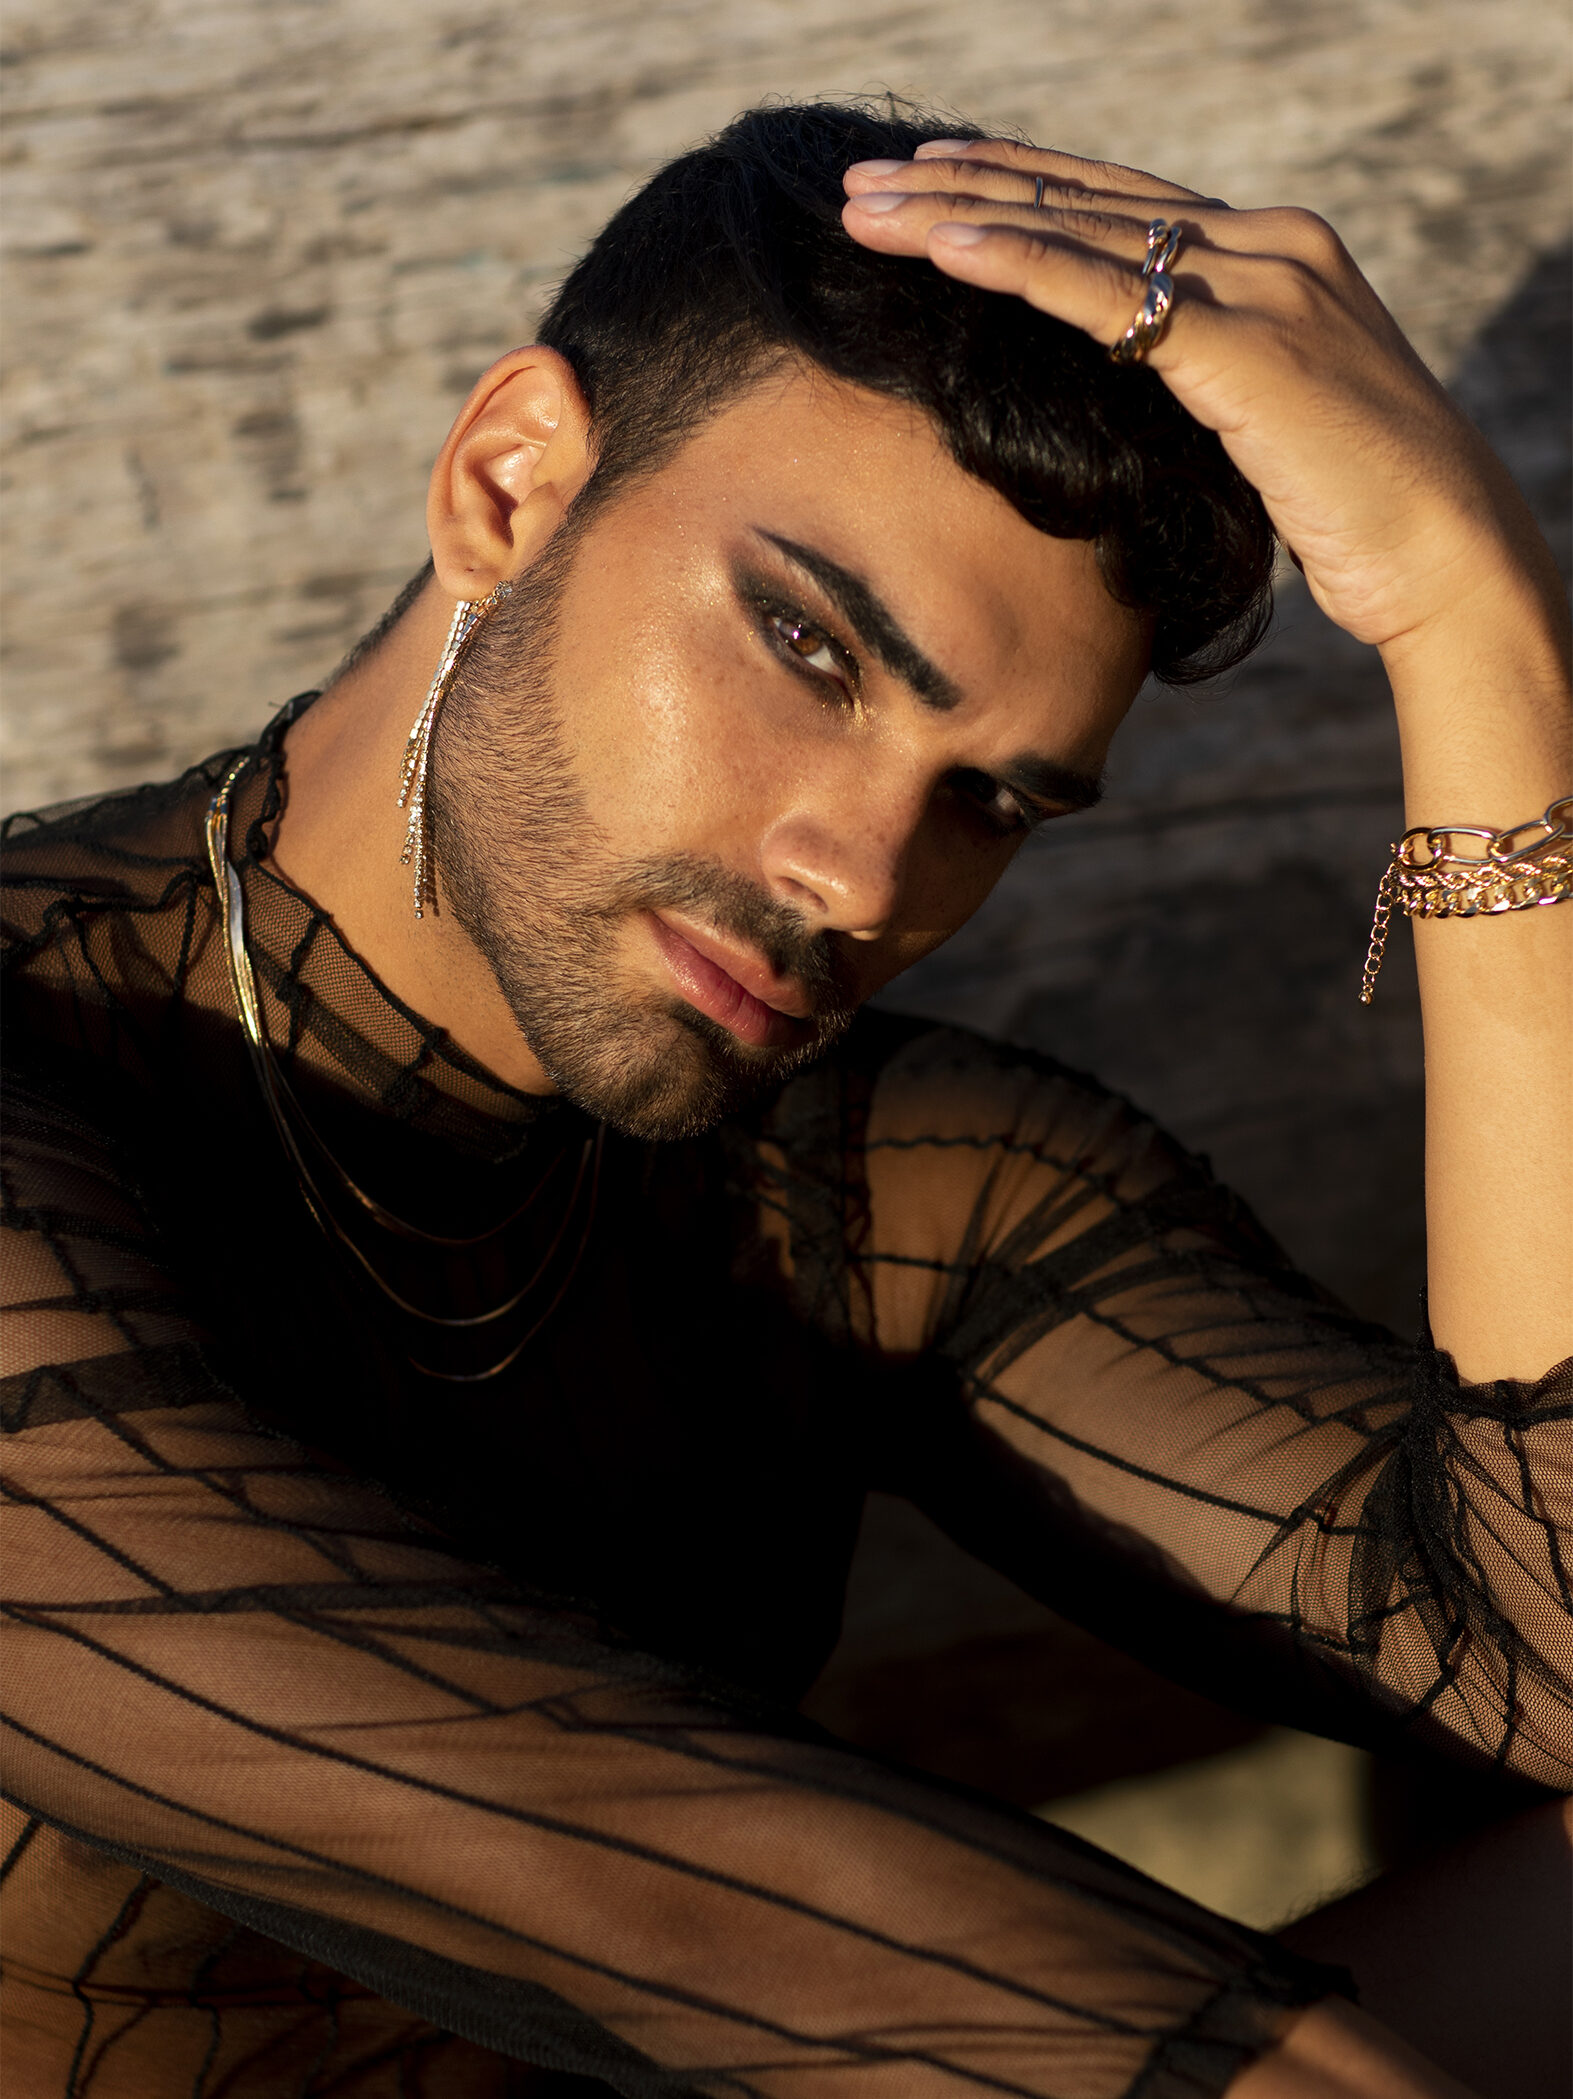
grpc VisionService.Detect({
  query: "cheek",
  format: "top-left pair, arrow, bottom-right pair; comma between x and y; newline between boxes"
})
850,830 -> 1017,1002
551,587 -> 798,857
906,820 -> 1016,938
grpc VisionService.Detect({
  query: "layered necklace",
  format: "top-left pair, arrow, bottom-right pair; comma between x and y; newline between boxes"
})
205,746 -> 603,1381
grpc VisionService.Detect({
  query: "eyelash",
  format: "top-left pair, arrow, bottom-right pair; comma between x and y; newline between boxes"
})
951,770 -> 1041,839
758,601 -> 858,697
753,595 -> 1041,839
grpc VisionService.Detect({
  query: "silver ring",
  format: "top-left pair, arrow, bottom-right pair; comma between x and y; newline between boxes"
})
1033,174 -> 1046,209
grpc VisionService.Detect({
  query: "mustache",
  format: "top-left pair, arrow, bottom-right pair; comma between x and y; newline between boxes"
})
594,854 -> 854,1023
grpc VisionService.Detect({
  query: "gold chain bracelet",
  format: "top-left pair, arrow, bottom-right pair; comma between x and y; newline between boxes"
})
1360,793 -> 1573,1004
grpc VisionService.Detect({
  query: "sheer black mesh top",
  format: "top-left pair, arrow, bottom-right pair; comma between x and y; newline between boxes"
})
3,713 -> 1570,2099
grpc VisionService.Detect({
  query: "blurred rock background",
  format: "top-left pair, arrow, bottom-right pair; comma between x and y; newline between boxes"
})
4,0 -> 1569,1926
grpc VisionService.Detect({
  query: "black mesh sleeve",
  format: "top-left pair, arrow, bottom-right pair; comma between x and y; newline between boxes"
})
815,1027 -> 1572,1790
2,1066 -> 1347,2097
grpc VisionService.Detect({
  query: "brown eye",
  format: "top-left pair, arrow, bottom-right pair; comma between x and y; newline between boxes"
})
768,612 -> 847,686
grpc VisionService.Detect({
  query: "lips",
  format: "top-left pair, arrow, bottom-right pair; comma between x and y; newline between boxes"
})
647,911 -> 811,1050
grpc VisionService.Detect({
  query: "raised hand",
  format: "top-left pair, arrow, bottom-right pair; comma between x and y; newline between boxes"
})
846,137 -> 1572,1387
842,141 -> 1559,657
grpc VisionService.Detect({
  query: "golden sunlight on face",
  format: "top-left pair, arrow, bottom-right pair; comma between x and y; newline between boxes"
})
539,364 -> 1151,1017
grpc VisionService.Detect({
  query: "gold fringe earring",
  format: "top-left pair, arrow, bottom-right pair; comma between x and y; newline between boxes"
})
396,580 -> 511,918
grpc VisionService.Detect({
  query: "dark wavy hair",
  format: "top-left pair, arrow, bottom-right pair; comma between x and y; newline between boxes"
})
535,99 -> 1274,685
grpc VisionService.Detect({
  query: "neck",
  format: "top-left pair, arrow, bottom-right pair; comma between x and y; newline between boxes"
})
269,582 -> 558,1094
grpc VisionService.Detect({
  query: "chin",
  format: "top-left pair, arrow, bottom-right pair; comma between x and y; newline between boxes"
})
532,996 -> 839,1143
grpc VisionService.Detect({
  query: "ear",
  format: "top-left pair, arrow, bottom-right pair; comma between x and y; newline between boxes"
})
425,347 -> 594,600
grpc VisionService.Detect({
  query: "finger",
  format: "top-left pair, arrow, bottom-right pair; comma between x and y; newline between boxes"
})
846,155 -> 1145,216
917,215 -> 1383,385
842,177 -> 1349,272
917,218 -> 1214,370
909,136 -> 1214,207
843,185 -> 1152,261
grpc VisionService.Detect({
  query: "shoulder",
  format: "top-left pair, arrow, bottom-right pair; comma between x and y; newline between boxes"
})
750,1013 -> 1305,1343
738,1014 -> 1217,1348
763,1009 -> 1169,1182
1,748 -> 249,1073
2,750 -> 235,918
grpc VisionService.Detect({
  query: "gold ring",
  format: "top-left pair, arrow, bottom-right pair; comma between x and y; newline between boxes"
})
1143,217 -> 1183,275
1109,218 -> 1183,364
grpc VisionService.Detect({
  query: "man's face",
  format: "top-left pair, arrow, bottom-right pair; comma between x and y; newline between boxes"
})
431,364 -> 1150,1139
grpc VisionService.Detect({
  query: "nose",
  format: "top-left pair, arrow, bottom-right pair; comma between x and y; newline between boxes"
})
758,796 -> 913,943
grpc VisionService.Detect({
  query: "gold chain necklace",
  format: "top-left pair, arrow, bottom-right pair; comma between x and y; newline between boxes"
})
206,750 -> 603,1381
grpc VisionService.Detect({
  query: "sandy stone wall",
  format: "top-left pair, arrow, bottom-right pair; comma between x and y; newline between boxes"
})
3,0 -> 1568,1323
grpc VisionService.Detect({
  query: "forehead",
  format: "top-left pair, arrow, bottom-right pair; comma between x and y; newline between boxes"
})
607,361 -> 1150,703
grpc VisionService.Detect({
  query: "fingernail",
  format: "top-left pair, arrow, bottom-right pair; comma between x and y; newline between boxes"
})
931,222 -> 989,245
846,158 -> 907,178
915,139 -> 975,157
846,192 -> 906,214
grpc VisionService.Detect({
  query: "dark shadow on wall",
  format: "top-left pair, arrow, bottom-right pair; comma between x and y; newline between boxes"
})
802,244 -> 1572,1853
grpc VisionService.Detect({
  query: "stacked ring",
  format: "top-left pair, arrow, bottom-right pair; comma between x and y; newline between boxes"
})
1109,219 -> 1184,365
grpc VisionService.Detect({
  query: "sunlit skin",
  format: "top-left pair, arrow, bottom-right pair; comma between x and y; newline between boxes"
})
276,358 -> 1150,1099
271,133 -> 1571,2099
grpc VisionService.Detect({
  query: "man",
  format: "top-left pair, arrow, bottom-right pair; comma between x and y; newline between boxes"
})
2,101 -> 1569,2099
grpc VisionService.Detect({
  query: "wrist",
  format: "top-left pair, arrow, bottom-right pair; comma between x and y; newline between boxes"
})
1374,428 -> 1569,656
1376,557 -> 1571,826
1378,539 -> 1569,687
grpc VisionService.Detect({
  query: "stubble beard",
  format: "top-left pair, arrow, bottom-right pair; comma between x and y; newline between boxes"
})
426,527 -> 859,1142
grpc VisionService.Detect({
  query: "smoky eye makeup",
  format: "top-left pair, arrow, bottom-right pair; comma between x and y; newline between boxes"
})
729,555 -> 1058,839
732,564 -> 861,697
942,768 -> 1031,838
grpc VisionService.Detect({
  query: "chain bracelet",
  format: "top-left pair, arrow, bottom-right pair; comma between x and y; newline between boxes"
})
1360,793 -> 1573,1004
1358,863 -> 1396,1006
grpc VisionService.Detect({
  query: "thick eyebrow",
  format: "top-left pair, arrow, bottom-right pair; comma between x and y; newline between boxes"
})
757,530 -> 965,713
757,528 -> 1104,816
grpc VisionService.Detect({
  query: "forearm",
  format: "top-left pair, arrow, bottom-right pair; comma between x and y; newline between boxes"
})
1379,525 -> 1572,1381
